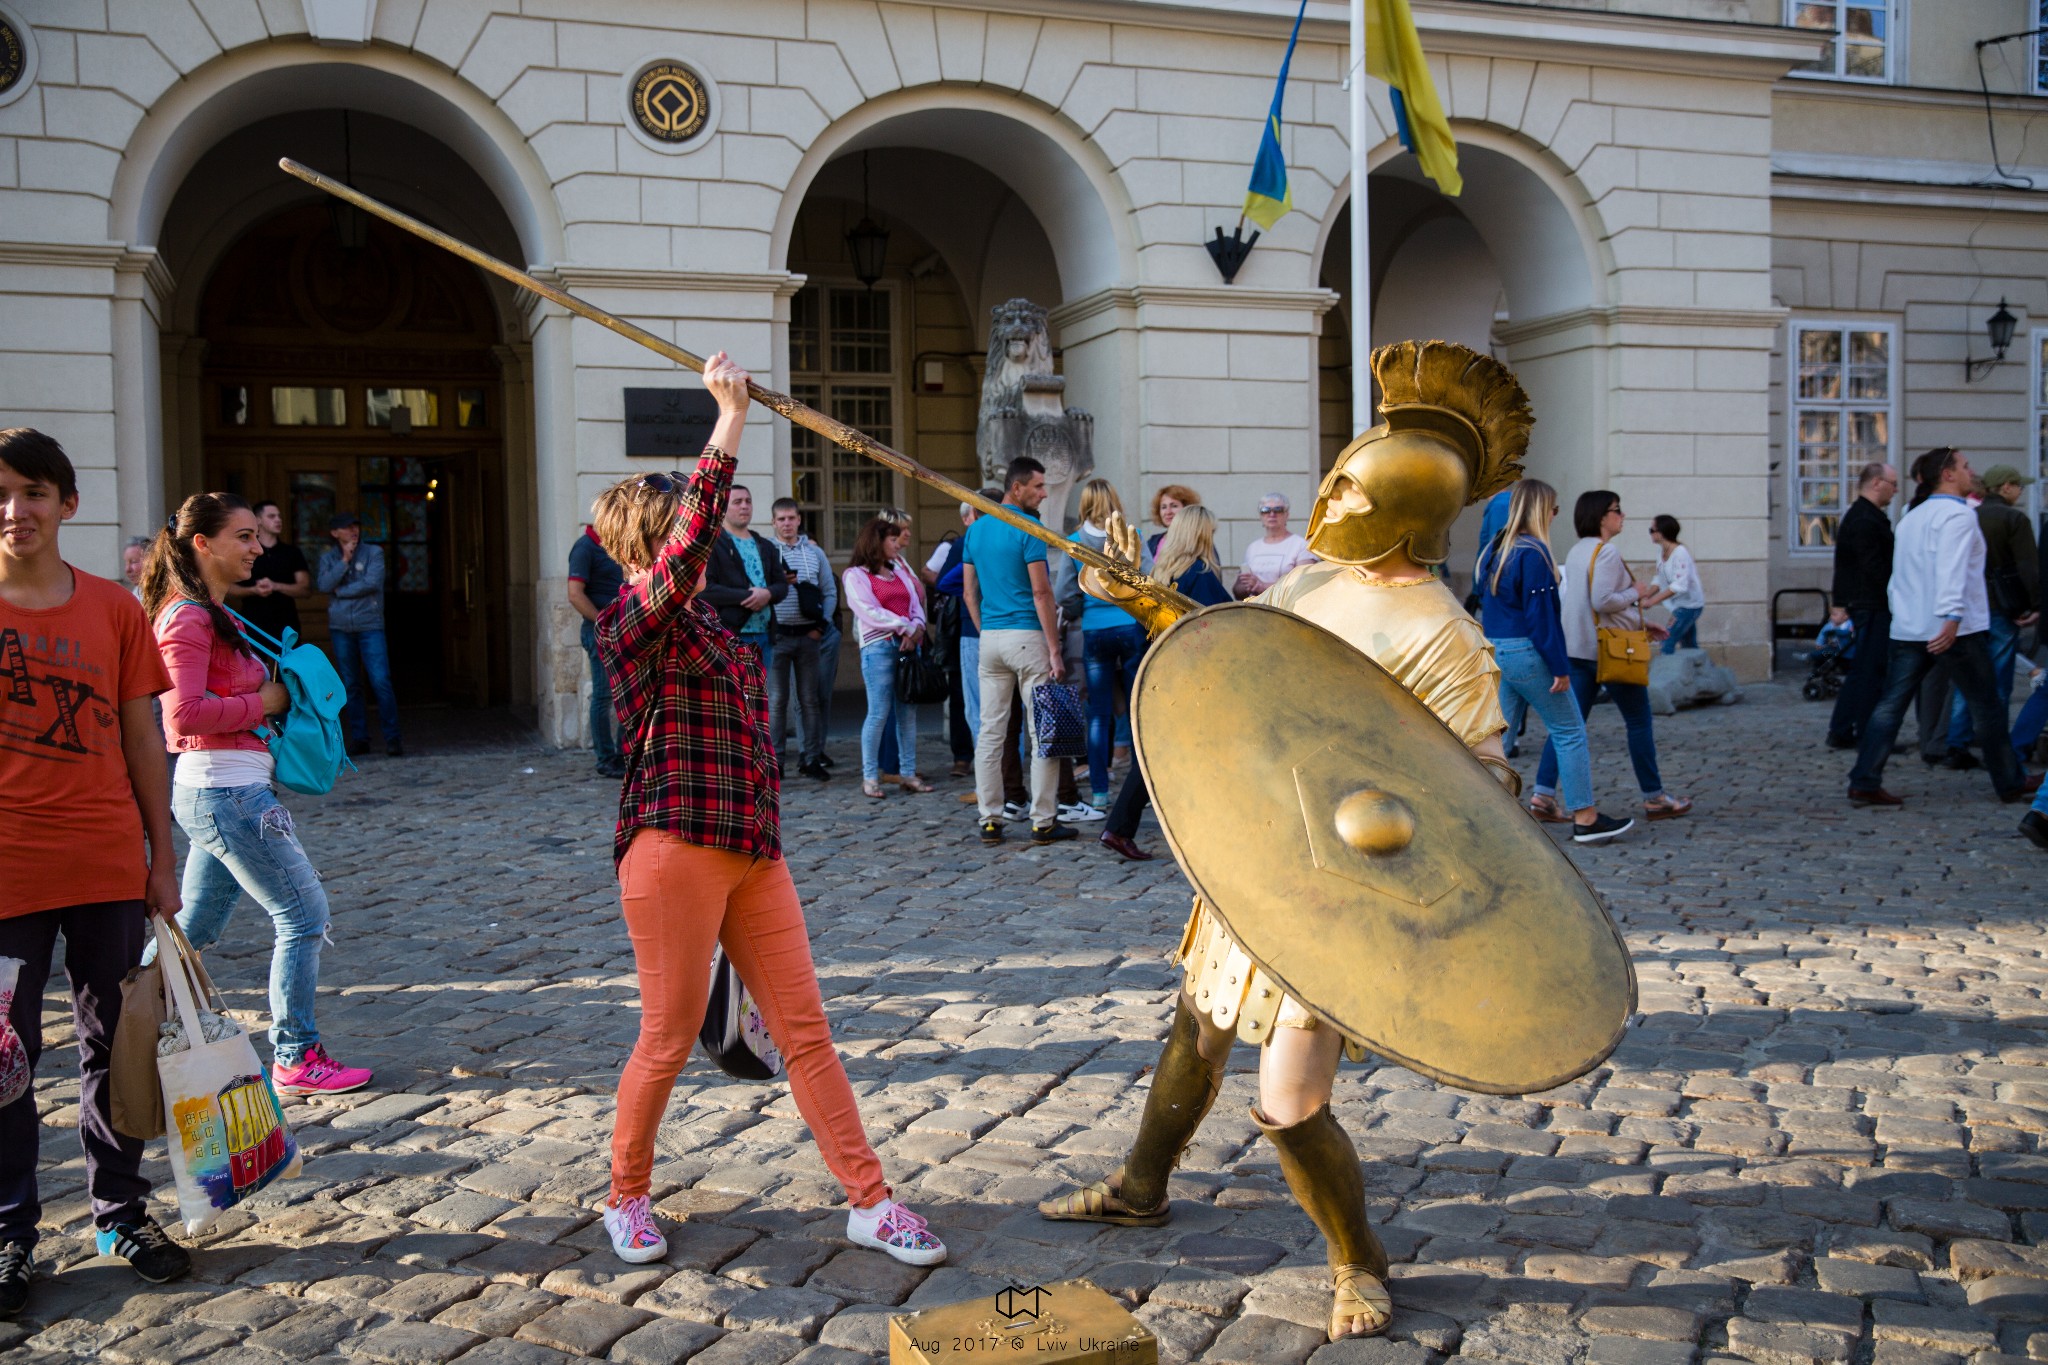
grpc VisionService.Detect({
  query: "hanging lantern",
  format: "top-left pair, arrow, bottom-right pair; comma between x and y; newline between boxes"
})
1988,299 -> 2017,362
845,150 -> 889,288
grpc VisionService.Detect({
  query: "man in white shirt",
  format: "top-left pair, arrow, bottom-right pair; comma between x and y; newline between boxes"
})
1848,447 -> 2040,807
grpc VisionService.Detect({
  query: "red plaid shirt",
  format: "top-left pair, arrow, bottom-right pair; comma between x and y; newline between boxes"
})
597,447 -> 780,866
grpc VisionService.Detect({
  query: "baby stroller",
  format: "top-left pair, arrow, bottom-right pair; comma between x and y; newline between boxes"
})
1800,636 -> 1852,701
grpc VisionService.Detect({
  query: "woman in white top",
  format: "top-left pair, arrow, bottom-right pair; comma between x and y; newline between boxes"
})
841,516 -> 932,799
1233,492 -> 1317,598
1537,490 -> 1693,822
1641,514 -> 1704,653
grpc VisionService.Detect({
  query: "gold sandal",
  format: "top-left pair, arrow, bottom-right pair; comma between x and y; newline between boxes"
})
1330,1263 -> 1393,1341
1036,1176 -> 1170,1227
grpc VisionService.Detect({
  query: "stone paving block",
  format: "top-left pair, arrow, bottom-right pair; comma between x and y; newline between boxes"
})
541,1251 -> 670,1304
1814,1256 -> 1925,1300
722,1285 -> 843,1337
641,1268 -> 758,1324
434,1283 -> 561,1335
342,1320 -> 484,1364
1722,1318 -> 1854,1365
380,1231 -> 498,1270
1888,1198 -> 2013,1242
516,1297 -> 655,1355
101,1325 -> 242,1363
815,1300 -> 895,1353
782,1345 -> 872,1365
189,1285 -> 298,1331
1584,1340 -> 1698,1365
1149,1263 -> 1251,1316
443,1340 -> 572,1365
1203,1311 -> 1327,1364
1950,1239 -> 2048,1281
1967,1274 -> 2048,1321
719,1237 -> 838,1289
609,1315 -> 724,1364
1134,1300 -> 1222,1364
414,1190 -> 521,1234
804,1248 -> 928,1305
1869,1300 -> 1998,1354
372,1271 -> 489,1321
245,1300 -> 387,1356
687,1328 -> 807,1363
1306,1340 -> 1438,1363
331,1096 -> 448,1130
459,1237 -> 582,1285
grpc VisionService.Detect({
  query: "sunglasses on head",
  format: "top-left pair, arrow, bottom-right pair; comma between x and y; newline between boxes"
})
639,471 -> 688,494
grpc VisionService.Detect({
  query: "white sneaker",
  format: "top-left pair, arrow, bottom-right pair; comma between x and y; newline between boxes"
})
602,1196 -> 667,1264
1001,802 -> 1027,822
1059,801 -> 1106,823
847,1198 -> 947,1266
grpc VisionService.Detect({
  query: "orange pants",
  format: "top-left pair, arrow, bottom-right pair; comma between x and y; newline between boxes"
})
610,829 -> 889,1208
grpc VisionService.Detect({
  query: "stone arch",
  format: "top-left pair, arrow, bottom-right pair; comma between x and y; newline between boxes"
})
772,84 -> 1139,303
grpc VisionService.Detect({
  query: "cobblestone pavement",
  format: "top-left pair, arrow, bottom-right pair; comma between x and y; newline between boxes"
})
10,683 -> 2048,1365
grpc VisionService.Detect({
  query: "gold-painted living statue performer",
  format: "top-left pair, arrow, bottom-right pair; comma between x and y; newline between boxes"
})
1037,339 -> 1634,1343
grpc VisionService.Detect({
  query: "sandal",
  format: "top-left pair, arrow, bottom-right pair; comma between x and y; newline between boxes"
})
1036,1176 -> 1171,1228
862,780 -> 886,799
1329,1264 -> 1393,1341
1527,793 -> 1570,824
898,776 -> 935,794
1643,794 -> 1693,821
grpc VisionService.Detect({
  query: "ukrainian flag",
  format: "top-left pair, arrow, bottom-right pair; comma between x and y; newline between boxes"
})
1367,0 -> 1461,196
1242,0 -> 1308,231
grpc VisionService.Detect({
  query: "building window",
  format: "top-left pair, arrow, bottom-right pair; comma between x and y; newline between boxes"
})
789,284 -> 897,552
1788,1 -> 1897,83
1789,322 -> 1895,551
2039,1 -> 2048,96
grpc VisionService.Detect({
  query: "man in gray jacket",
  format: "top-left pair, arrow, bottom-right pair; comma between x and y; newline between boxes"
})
316,512 -> 402,757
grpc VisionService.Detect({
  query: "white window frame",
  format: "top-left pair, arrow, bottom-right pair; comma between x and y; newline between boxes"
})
1785,0 -> 1902,85
2031,327 -> 2048,524
1786,319 -> 1898,557
2037,1 -> 2048,99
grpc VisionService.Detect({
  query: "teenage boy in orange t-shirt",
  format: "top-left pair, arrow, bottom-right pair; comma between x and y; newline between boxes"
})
0,428 -> 190,1318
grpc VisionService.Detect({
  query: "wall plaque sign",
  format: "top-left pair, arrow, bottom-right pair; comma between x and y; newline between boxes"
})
630,61 -> 710,144
624,387 -> 718,459
0,4 -> 37,108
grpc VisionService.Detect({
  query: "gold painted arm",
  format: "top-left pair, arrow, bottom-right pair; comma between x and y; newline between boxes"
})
1080,511 -> 1190,636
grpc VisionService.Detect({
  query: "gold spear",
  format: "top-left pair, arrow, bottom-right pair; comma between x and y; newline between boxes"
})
276,158 -> 1193,618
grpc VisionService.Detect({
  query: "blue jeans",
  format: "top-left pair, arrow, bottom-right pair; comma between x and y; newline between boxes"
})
1538,659 -> 1665,801
1662,606 -> 1701,654
1082,624 -> 1146,796
1850,633 -> 2025,797
817,623 -> 842,747
961,636 -> 982,740
1495,639 -> 1595,812
166,783 -> 331,1067
331,627 -> 399,746
2013,682 -> 2048,763
1946,612 -> 2020,749
581,619 -> 620,767
859,639 -> 917,782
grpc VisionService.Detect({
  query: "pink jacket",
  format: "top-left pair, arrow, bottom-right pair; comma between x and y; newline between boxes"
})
842,560 -> 927,646
153,600 -> 270,754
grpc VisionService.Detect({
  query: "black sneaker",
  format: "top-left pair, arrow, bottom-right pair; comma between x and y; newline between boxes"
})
2022,810 -> 2048,850
95,1216 -> 190,1285
1031,821 -> 1078,846
596,759 -> 627,779
1941,747 -> 1980,771
345,738 -> 371,758
980,819 -> 1004,846
1570,813 -> 1635,844
0,1240 -> 30,1318
385,741 -> 405,758
798,760 -> 831,782
818,754 -> 836,769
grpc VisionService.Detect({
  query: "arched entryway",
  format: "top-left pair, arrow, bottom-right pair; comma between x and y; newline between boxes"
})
194,200 -> 510,707
1316,131 -> 1609,586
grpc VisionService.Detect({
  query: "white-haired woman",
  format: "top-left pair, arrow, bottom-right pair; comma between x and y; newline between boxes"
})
1234,491 -> 1316,598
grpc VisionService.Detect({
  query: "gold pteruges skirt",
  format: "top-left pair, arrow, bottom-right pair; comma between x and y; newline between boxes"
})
1171,897 -> 1369,1064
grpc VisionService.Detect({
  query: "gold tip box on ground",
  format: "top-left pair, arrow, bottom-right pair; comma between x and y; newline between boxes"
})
889,1280 -> 1156,1364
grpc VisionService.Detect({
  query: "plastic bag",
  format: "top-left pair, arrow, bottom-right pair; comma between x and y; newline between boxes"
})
152,919 -> 300,1233
0,956 -> 27,1110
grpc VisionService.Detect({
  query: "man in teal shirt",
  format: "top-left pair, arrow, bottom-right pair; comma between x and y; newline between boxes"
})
962,456 -> 1073,847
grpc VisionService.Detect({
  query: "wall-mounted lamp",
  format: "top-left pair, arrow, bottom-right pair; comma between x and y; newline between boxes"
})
1965,298 -> 2019,382
845,151 -> 889,288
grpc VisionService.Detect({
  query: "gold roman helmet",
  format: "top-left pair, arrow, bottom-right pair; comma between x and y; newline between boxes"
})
1307,340 -> 1533,567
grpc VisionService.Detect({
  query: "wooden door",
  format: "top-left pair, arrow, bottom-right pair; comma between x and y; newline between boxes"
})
265,451 -> 361,648
432,451 -> 492,708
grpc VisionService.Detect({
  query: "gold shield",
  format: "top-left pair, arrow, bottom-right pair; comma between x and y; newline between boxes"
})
1132,603 -> 1635,1095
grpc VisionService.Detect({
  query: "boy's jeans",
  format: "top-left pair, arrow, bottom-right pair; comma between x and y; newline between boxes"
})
165,782 -> 331,1067
581,619 -> 621,768
0,900 -> 152,1251
331,627 -> 401,746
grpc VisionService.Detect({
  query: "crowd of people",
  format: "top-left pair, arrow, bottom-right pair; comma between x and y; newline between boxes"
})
1826,450 -> 2046,839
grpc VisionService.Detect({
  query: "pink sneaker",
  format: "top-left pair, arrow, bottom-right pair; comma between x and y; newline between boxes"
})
272,1044 -> 373,1096
602,1195 -> 667,1264
847,1198 -> 947,1266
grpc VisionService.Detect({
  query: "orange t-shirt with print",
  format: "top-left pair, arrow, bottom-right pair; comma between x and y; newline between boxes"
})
0,567 -> 170,918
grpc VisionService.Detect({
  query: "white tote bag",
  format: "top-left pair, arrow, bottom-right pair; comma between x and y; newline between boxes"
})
153,919 -> 301,1233
0,956 -> 28,1109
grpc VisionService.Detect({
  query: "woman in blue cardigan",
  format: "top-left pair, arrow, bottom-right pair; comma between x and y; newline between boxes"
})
1476,479 -> 1634,844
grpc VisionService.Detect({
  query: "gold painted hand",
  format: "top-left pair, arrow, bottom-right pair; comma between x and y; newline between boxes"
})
1081,511 -> 1189,635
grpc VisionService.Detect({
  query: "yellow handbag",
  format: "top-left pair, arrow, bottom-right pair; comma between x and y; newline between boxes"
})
1589,551 -> 1652,687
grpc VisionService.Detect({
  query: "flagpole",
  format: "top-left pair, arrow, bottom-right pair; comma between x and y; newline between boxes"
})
1349,0 -> 1372,435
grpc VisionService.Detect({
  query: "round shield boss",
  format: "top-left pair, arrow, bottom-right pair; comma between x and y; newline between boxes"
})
1132,604 -> 1635,1095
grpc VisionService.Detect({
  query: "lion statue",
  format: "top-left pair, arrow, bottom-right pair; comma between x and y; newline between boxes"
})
977,299 -> 1093,531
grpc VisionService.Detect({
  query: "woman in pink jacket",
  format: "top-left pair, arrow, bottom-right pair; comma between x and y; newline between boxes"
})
142,492 -> 372,1096
841,516 -> 932,799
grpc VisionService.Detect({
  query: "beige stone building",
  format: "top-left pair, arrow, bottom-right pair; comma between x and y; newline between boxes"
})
0,0 -> 2038,742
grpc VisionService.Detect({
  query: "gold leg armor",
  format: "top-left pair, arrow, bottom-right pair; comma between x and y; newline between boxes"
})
1037,994 -> 1225,1226
1252,1104 -> 1393,1342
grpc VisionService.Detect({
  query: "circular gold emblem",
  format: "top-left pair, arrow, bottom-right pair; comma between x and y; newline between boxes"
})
1333,788 -> 1416,857
630,62 -> 708,143
0,20 -> 25,98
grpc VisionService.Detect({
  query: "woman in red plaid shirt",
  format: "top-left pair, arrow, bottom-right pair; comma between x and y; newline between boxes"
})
589,354 -> 945,1269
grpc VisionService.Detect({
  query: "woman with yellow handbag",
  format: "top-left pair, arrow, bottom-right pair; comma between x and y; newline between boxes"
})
1533,491 -> 1693,822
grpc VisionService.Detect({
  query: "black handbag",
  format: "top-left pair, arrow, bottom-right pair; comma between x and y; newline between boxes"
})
895,640 -> 951,705
795,577 -> 825,623
698,947 -> 782,1082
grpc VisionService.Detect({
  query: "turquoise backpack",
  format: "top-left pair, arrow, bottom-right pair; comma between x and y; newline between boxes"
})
178,603 -> 354,795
